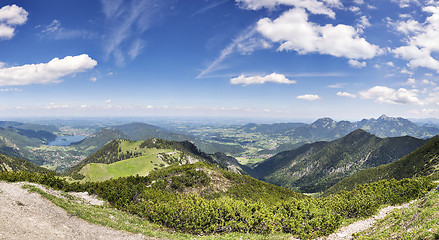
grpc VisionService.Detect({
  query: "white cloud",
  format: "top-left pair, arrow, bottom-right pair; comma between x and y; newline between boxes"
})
406,77 -> 416,85
393,46 -> 439,72
425,73 -> 433,77
337,91 -> 356,98
386,61 -> 395,67
422,79 -> 436,85
357,16 -> 371,32
297,94 -> 321,101
348,59 -> 366,68
231,73 -> 296,85
354,0 -> 364,4
392,6 -> 439,73
105,99 -> 112,104
256,8 -> 381,60
0,4 -> 28,25
396,19 -> 422,34
90,77 -> 97,82
235,0 -> 337,18
391,0 -> 420,8
359,86 -> 423,105
0,54 -> 97,87
0,4 -> 28,40
401,68 -> 413,75
349,6 -> 361,13
0,24 -> 14,39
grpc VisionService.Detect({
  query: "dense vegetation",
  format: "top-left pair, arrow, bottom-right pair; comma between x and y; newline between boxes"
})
0,161 -> 434,239
325,135 -> 439,196
253,129 -> 425,193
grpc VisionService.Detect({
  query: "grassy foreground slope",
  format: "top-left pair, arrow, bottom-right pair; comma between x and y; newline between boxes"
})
325,135 -> 439,196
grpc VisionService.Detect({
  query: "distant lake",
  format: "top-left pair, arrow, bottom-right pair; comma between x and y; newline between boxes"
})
47,135 -> 87,146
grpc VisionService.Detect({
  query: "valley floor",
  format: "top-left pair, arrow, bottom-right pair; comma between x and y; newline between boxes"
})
0,181 -> 153,240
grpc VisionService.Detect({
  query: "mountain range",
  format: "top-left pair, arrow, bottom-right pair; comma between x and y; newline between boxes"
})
241,115 -> 439,142
325,134 -> 439,196
251,129 -> 427,193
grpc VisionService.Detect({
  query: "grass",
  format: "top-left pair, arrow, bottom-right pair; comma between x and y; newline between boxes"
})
236,157 -> 264,166
21,184 -> 294,240
78,148 -> 173,182
354,188 -> 439,239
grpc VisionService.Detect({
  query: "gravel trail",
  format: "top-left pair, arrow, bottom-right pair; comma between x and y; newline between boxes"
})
0,181 -> 155,240
321,203 -> 410,240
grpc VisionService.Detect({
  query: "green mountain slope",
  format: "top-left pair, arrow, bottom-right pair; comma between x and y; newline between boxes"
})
71,128 -> 128,154
324,135 -> 439,196
67,138 -> 248,180
0,153 -> 51,173
253,129 -> 426,193
0,125 -> 58,165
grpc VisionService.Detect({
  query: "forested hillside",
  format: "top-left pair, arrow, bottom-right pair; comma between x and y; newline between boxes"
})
325,135 -> 439,196
0,153 -> 52,173
252,129 -> 426,193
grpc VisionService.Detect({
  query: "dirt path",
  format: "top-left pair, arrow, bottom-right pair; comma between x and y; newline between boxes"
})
321,203 -> 410,240
0,181 -> 155,240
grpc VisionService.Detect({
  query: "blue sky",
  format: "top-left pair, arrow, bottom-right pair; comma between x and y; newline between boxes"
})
1,0 -> 439,121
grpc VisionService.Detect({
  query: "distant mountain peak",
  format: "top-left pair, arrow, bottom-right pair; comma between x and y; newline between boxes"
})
378,114 -> 393,121
311,117 -> 337,129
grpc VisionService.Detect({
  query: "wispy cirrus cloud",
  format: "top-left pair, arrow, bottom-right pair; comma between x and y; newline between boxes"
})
191,0 -> 229,17
100,0 -> 163,65
38,19 -> 97,40
197,26 -> 271,78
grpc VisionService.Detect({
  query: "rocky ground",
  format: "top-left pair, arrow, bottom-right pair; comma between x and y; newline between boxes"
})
0,181 -> 155,240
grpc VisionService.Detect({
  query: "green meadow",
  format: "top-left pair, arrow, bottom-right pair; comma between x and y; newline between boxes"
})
78,148 -> 174,182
